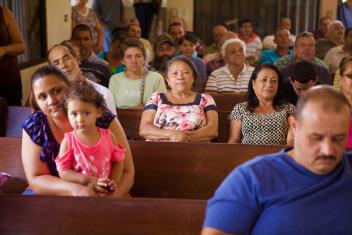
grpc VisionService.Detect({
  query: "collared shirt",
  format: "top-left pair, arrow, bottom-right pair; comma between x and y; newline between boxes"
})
205,64 -> 254,93
239,33 -> 263,59
324,45 -> 350,74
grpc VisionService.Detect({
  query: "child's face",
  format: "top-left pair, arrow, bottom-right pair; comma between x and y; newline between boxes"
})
67,98 -> 102,134
179,40 -> 196,58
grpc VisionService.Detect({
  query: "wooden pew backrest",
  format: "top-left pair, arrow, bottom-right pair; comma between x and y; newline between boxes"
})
6,106 -> 32,138
130,141 -> 283,199
0,195 -> 206,235
117,108 -> 144,140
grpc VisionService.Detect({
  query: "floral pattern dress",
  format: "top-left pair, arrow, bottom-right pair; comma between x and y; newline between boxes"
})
144,92 -> 217,132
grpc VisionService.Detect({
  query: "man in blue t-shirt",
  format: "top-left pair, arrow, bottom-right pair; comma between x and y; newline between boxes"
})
202,85 -> 352,235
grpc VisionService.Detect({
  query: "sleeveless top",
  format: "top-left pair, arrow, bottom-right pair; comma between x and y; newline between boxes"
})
0,7 -> 21,85
22,110 -> 115,176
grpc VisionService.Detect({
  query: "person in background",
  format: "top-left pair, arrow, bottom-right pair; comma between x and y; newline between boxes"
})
338,55 -> 352,148
48,43 -> 117,115
202,85 -> 352,235
324,27 -> 352,75
206,38 -> 254,93
205,31 -> 238,76
97,28 -> 127,75
178,33 -> 207,90
262,17 -> 296,50
126,21 -> 154,65
72,24 -> 112,87
338,0 -> 352,29
201,25 -> 228,58
259,28 -> 294,64
238,19 -> 263,64
0,6 -> 25,105
21,65 -> 134,197
228,64 -> 295,145
282,61 -> 318,105
275,31 -> 332,85
139,56 -> 218,142
109,38 -> 166,109
93,0 -> 126,52
313,16 -> 332,40
316,20 -> 345,60
133,0 -> 159,39
151,33 -> 177,79
56,82 -> 125,197
71,0 -> 104,54
168,22 -> 186,44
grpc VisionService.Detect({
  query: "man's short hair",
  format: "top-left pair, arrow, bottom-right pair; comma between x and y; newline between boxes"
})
71,24 -> 92,40
294,31 -> 314,46
296,85 -> 350,122
290,61 -> 317,83
239,19 -> 252,28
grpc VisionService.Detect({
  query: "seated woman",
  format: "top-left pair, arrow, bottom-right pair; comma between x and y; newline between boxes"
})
338,55 -> 352,148
205,38 -> 254,93
228,64 -> 295,145
109,38 -> 167,109
21,65 -> 134,197
139,55 -> 218,142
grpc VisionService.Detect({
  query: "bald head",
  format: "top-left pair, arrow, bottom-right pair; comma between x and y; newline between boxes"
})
327,20 -> 345,41
296,85 -> 350,122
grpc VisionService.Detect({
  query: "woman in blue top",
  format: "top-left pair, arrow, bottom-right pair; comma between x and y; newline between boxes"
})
21,65 -> 134,197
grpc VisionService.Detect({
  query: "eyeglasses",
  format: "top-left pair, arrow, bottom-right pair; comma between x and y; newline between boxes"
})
342,73 -> 352,79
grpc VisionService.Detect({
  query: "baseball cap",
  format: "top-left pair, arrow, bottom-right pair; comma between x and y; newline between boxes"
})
155,33 -> 176,49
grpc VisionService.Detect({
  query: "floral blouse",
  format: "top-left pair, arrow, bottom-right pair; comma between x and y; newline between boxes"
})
22,110 -> 115,176
144,92 -> 217,132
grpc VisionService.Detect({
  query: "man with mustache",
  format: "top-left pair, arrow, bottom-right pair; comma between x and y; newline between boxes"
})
151,33 -> 177,80
202,85 -> 352,235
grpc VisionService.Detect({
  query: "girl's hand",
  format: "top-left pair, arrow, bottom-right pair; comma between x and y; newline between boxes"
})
85,176 -> 109,194
97,178 -> 116,192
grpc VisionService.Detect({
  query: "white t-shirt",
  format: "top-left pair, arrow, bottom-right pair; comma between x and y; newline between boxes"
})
87,79 -> 117,115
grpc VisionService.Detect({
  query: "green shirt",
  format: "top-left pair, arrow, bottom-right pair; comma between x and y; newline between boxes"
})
109,71 -> 167,109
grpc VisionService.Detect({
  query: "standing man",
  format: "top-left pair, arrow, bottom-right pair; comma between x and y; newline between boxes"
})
202,85 -> 352,235
93,0 -> 126,52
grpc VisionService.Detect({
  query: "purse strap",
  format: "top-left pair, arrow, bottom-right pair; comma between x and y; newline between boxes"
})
140,68 -> 148,104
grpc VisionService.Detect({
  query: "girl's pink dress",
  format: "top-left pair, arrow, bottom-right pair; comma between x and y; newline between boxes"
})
55,128 -> 125,178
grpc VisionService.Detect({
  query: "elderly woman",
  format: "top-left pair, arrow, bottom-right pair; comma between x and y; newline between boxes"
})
228,64 -> 295,145
21,66 -> 134,197
339,56 -> 352,148
139,55 -> 218,142
205,38 -> 254,93
109,38 -> 167,109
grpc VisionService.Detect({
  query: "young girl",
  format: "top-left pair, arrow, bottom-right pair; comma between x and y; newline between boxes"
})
55,82 -> 125,196
178,33 -> 207,90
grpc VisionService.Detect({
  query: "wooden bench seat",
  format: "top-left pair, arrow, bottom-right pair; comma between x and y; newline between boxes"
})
211,93 -> 246,111
0,195 -> 206,235
0,137 -> 284,199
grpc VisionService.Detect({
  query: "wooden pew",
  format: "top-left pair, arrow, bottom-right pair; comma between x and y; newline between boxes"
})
0,137 -> 283,199
0,195 -> 206,235
117,108 -> 144,140
211,93 -> 247,111
129,141 -> 283,199
0,97 -> 8,136
5,106 -> 32,138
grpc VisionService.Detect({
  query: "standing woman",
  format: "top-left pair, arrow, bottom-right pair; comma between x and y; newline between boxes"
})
21,65 -> 134,197
72,0 -> 104,54
139,55 -> 218,142
0,6 -> 25,105
228,64 -> 295,145
109,38 -> 167,109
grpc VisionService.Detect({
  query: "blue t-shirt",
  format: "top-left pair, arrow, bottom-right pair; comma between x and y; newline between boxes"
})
259,49 -> 294,64
203,149 -> 352,235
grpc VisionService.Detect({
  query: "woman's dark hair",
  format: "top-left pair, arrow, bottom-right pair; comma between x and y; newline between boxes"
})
119,37 -> 146,60
63,81 -> 107,115
339,55 -> 352,75
165,55 -> 201,90
247,64 -> 285,112
29,65 -> 70,110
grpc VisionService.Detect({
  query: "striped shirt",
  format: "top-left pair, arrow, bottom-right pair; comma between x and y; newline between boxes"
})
205,64 -> 254,93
